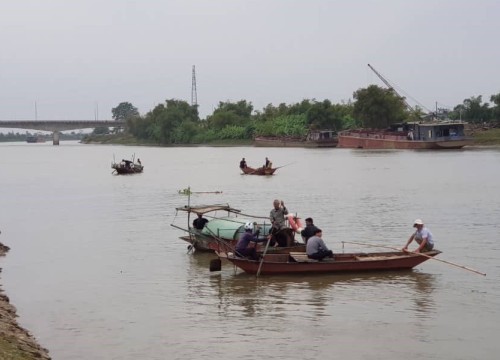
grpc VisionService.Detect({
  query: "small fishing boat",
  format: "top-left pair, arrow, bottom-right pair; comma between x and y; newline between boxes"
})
241,166 -> 277,175
338,121 -> 473,149
217,249 -> 442,275
111,157 -> 143,174
171,204 -> 304,253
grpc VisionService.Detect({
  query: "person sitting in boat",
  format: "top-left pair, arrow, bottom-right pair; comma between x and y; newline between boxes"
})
137,158 -> 142,165
402,219 -> 434,253
235,222 -> 265,260
306,228 -> 334,260
239,157 -> 247,169
192,213 -> 209,230
301,217 -> 319,244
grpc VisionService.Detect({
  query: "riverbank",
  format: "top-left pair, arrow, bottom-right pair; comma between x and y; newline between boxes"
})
81,126 -> 500,147
0,241 -> 51,360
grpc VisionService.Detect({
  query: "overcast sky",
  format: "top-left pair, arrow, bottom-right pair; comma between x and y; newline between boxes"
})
1,0 -> 499,120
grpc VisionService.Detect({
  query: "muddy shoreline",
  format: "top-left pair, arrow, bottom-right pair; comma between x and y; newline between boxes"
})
0,240 -> 51,360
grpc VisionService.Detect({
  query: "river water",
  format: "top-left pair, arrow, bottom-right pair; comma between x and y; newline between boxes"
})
0,141 -> 499,360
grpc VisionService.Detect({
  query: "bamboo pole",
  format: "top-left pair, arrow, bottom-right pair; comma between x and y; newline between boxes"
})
342,241 -> 486,276
256,236 -> 272,277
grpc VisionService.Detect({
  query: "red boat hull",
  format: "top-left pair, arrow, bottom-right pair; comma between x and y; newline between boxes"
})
241,166 -> 277,175
219,250 -> 441,275
338,131 -> 472,149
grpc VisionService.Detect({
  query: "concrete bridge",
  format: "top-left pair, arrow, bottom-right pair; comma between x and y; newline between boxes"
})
0,120 -> 125,145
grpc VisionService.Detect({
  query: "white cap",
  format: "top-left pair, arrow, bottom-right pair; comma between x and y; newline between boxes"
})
413,219 -> 424,226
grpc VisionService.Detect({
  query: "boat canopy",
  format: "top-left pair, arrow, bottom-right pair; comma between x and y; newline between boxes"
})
201,217 -> 245,240
200,217 -> 273,241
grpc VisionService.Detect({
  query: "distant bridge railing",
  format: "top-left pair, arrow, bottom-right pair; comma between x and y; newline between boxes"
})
0,120 -> 125,132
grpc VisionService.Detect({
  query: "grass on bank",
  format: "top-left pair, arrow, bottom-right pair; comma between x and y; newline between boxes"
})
470,128 -> 500,145
0,337 -> 38,360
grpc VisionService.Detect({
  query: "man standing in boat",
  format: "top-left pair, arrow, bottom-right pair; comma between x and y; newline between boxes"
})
403,219 -> 435,253
239,158 -> 247,169
306,228 -> 334,260
264,157 -> 272,169
270,199 -> 288,231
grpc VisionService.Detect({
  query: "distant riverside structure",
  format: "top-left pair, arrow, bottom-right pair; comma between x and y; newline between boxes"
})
0,120 -> 125,145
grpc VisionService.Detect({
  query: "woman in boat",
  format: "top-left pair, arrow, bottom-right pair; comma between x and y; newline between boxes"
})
403,219 -> 434,253
306,228 -> 334,260
235,222 -> 265,260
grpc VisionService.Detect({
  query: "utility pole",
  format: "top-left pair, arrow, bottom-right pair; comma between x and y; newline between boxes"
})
191,65 -> 197,106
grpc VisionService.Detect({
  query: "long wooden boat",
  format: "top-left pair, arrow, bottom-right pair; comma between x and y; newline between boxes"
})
171,204 -> 303,253
241,166 -> 277,175
338,121 -> 473,149
218,249 -> 441,275
254,130 -> 338,148
111,159 -> 144,174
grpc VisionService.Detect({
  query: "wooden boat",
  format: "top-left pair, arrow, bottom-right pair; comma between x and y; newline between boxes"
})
217,249 -> 442,275
111,158 -> 144,174
241,166 -> 277,176
338,121 -> 473,149
254,130 -> 338,148
171,204 -> 304,253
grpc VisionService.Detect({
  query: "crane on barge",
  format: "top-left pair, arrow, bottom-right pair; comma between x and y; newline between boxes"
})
367,63 -> 433,117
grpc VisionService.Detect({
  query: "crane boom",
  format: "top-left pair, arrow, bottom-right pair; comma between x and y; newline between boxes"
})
367,63 -> 415,113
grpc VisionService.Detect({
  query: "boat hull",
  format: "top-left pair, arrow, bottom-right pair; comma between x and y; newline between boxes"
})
338,133 -> 473,149
254,137 -> 338,148
220,250 -> 441,275
241,166 -> 277,175
112,164 -> 143,174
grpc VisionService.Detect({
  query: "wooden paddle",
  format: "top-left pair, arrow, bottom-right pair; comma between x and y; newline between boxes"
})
342,241 -> 486,276
256,236 -> 272,277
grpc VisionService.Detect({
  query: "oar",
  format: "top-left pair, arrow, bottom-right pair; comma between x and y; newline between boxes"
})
274,161 -> 297,170
342,241 -> 486,276
256,236 -> 272,277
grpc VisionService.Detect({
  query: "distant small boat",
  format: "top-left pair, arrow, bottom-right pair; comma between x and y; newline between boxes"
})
26,135 -> 45,143
254,129 -> 338,148
111,158 -> 143,175
338,121 -> 473,149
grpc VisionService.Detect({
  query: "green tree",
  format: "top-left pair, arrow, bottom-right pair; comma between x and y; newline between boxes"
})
206,100 -> 253,129
353,85 -> 407,128
490,93 -> 500,121
454,96 -> 491,124
112,102 -> 139,121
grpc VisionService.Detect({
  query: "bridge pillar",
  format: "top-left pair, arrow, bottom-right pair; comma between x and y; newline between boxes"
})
52,131 -> 60,145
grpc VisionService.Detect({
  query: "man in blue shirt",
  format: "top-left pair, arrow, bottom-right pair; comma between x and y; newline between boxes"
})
403,219 -> 435,253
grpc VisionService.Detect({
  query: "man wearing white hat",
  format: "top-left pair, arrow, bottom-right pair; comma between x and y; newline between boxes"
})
403,219 -> 435,253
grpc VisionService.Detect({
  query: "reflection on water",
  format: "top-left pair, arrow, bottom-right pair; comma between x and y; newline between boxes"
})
185,252 -> 439,321
1,143 -> 499,360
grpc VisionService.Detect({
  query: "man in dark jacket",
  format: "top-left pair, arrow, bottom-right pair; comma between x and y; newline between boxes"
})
301,217 -> 319,244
